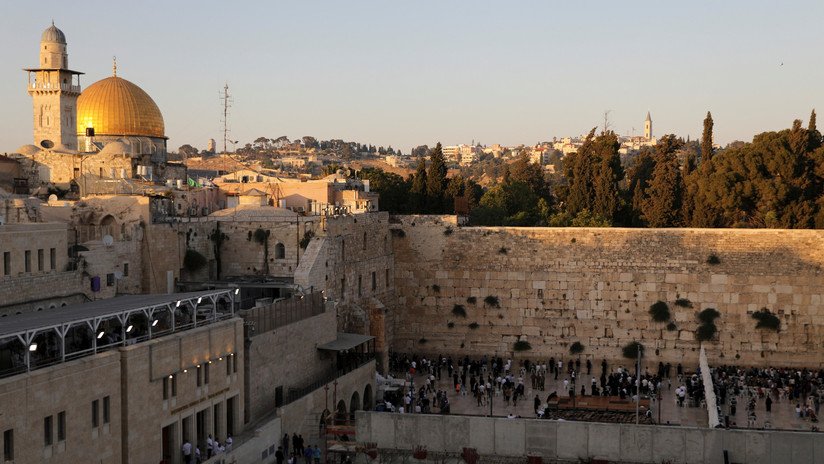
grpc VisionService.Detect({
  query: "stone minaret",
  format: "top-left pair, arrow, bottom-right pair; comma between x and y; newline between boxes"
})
644,111 -> 652,141
25,22 -> 83,150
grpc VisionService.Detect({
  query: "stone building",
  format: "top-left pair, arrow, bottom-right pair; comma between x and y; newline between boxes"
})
14,24 -> 184,192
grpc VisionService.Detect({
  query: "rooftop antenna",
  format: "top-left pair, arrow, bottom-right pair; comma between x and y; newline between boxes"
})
603,110 -> 612,134
220,83 -> 233,154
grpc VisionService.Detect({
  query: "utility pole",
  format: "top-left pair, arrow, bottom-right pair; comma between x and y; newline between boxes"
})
603,110 -> 612,134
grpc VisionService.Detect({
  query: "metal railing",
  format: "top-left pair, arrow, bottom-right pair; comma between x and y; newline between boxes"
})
28,82 -> 81,93
284,353 -> 375,405
241,293 -> 325,336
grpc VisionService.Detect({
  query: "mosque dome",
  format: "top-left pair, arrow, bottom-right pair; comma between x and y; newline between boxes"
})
77,76 -> 165,139
41,23 -> 66,44
15,144 -> 41,156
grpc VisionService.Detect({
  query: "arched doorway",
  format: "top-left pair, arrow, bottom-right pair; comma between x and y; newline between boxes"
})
349,391 -> 361,419
363,384 -> 373,411
100,215 -> 117,240
335,400 -> 347,424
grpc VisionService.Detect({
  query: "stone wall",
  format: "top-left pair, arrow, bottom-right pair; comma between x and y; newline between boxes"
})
355,411 -> 823,463
391,216 -> 824,368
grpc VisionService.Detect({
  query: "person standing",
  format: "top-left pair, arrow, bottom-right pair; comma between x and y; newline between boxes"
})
282,434 -> 290,457
276,446 -> 285,464
313,445 -> 322,464
182,440 -> 193,464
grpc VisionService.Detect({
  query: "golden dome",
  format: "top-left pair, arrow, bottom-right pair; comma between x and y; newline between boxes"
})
77,76 -> 165,139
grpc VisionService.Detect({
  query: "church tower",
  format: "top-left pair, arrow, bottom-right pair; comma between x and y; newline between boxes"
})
644,111 -> 652,141
24,23 -> 83,150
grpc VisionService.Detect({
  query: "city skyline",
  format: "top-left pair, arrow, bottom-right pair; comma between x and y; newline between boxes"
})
1,0 -> 822,153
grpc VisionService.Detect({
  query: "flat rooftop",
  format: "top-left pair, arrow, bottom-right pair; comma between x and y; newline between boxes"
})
0,290 -> 233,339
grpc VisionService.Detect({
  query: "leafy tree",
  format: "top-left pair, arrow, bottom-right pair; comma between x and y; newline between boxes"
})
178,144 -> 199,158
701,112 -> 714,163
808,109 -> 821,151
626,149 -> 656,226
301,136 -> 319,149
360,168 -> 410,213
591,132 -> 623,223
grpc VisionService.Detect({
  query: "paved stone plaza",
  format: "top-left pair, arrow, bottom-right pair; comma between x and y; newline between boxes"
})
398,370 -> 819,432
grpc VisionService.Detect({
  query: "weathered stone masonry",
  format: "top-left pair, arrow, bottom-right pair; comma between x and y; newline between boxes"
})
391,216 -> 824,368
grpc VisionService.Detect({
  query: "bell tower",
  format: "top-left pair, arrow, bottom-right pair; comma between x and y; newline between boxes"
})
24,22 -> 83,150
644,111 -> 652,141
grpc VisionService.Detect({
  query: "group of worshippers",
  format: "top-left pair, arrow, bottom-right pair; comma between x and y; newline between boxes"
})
181,434 -> 232,463
275,433 -> 323,464
712,365 -> 822,428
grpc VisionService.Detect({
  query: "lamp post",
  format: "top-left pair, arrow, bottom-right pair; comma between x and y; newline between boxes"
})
488,388 -> 493,417
636,344 -> 643,425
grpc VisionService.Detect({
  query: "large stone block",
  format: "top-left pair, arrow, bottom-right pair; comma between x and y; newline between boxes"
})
468,416 -> 495,455
493,418 -> 525,456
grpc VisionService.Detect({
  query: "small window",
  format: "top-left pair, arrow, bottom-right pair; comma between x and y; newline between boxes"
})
358,275 -> 362,297
106,273 -> 115,286
44,415 -> 53,446
274,243 -> 285,260
170,375 -> 177,398
3,429 -> 13,461
226,356 -> 232,376
57,411 -> 65,442
197,365 -> 202,387
37,249 -> 44,271
204,363 -> 210,385
371,272 -> 376,291
3,252 -> 9,276
91,400 -> 99,428
103,396 -> 110,424
386,269 -> 390,288
341,277 -> 346,296
123,263 -> 129,277
49,248 -> 56,270
25,250 -> 31,273
537,289 -> 544,299
163,377 -> 169,400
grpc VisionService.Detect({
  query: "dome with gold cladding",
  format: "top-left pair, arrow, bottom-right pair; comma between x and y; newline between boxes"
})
76,76 -> 165,139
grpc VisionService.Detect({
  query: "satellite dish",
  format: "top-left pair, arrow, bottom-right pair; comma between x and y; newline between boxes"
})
114,271 -> 123,279
102,235 -> 114,246
48,194 -> 58,203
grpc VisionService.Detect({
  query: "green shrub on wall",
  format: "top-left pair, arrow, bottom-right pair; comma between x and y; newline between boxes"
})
622,341 -> 644,359
569,341 -> 585,355
513,340 -> 532,352
183,249 -> 207,272
452,304 -> 467,318
648,301 -> 671,322
752,308 -> 781,331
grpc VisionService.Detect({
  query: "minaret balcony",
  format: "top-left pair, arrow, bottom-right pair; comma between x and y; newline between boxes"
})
28,82 -> 81,93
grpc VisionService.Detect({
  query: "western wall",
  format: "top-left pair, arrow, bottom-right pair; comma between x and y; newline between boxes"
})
390,215 -> 824,368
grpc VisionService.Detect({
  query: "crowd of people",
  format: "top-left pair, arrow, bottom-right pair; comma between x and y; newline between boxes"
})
712,365 -> 823,430
273,433 -> 323,464
386,352 -> 707,421
181,434 -> 233,463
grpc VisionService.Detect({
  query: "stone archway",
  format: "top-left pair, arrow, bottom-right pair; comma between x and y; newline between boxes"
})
363,384 -> 373,411
335,400 -> 347,424
349,391 -> 361,416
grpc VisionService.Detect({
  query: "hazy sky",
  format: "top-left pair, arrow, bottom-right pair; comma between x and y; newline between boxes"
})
1,1 -> 822,153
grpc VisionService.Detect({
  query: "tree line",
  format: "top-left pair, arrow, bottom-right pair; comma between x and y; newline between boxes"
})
363,110 -> 824,229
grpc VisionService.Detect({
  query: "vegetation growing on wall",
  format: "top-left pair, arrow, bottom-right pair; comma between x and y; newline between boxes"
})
648,301 -> 671,322
569,341 -> 585,355
468,322 -> 480,330
752,308 -> 781,331
466,296 -> 477,305
707,254 -> 721,265
622,341 -> 644,359
452,304 -> 467,318
484,295 -> 500,308
299,230 -> 315,249
674,298 -> 693,308
513,340 -> 532,352
696,308 -> 721,342
208,226 -> 229,279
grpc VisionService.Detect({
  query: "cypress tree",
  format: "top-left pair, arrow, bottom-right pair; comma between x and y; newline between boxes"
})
591,132 -> 623,223
426,143 -> 448,213
643,135 -> 685,227
701,111 -> 714,163
410,157 -> 428,213
808,109 -> 821,151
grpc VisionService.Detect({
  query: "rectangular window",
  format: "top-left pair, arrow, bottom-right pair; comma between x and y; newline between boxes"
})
4,429 -> 14,461
233,355 -> 237,373
106,273 -> 115,286
123,262 -> 129,276
197,365 -> 202,387
204,363 -> 210,385
341,277 -> 346,296
226,356 -> 232,376
358,275 -> 362,296
386,268 -> 390,288
371,271 -> 376,291
91,400 -> 99,428
37,249 -> 44,271
44,415 -> 53,446
2,252 -> 9,276
25,250 -> 31,273
171,375 -> 177,397
50,248 -> 56,270
163,377 -> 169,400
103,396 -> 110,424
57,411 -> 65,441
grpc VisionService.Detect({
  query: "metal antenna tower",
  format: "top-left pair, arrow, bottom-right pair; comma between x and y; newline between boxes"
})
603,110 -> 612,134
220,83 -> 234,153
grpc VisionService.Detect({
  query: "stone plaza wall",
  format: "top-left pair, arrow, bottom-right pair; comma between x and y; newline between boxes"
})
355,411 -> 823,464
391,216 -> 824,368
